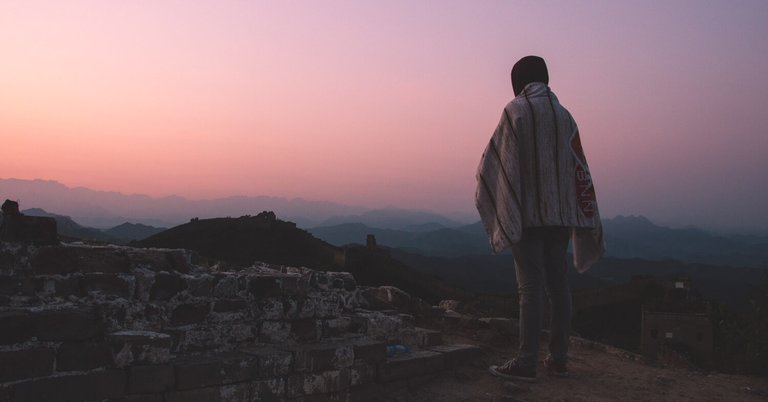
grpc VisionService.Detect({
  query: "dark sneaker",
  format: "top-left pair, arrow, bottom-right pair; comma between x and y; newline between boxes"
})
488,359 -> 536,382
543,355 -> 568,377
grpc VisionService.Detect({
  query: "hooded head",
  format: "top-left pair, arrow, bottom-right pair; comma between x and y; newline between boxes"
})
511,56 -> 549,96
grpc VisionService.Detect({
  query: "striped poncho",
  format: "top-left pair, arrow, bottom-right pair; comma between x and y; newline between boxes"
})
475,82 -> 604,272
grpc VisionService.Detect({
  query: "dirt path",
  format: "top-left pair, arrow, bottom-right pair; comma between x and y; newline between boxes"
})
359,333 -> 768,402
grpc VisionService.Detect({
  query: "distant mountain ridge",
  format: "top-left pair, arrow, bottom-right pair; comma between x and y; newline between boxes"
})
308,222 -> 491,257
311,215 -> 768,268
21,208 -> 117,242
4,178 -> 767,267
603,215 -> 768,267
316,208 -> 464,230
103,222 -> 166,241
0,178 -> 370,228
21,208 -> 164,243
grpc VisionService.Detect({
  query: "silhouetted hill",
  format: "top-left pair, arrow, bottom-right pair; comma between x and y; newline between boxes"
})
103,222 -> 166,242
134,215 -> 340,268
133,214 -> 465,303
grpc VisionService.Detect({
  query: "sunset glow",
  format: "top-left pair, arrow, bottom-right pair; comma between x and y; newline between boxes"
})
2,1 -> 768,231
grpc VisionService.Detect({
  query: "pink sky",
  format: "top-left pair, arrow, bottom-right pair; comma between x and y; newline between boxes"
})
2,1 -> 768,231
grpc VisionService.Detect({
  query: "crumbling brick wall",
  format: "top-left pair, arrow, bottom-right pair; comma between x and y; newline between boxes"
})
0,243 -> 477,402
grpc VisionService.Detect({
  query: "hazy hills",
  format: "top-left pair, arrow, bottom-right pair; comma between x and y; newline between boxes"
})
310,216 -> 768,268
4,177 -> 767,267
308,222 -> 490,257
0,178 -> 369,228
21,208 -> 165,243
317,209 -> 464,230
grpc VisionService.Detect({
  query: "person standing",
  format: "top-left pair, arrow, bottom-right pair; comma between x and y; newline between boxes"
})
476,55 -> 604,382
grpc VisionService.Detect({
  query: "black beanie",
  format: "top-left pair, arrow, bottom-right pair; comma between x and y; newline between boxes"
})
511,56 -> 549,96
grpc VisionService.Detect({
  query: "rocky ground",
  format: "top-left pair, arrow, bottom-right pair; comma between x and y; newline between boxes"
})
356,329 -> 768,402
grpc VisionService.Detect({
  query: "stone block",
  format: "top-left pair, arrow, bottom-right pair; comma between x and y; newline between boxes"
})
282,342 -> 354,373
309,271 -> 330,290
251,378 -> 286,401
128,364 -> 175,394
0,347 -> 55,382
257,298 -> 286,320
47,276 -> 81,297
129,248 -> 190,273
361,286 -> 411,312
350,339 -> 387,364
0,275 -> 33,296
478,317 -> 519,335
164,387 -> 219,402
303,293 -> 343,319
286,368 -> 351,398
213,299 -> 247,313
81,273 -> 133,298
239,346 -> 293,377
0,310 -> 34,344
291,318 -> 321,342
173,352 -> 258,390
347,315 -> 368,334
170,302 -> 210,326
150,272 -> 186,301
402,327 -> 443,347
377,350 -> 444,382
259,321 -> 291,343
116,395 -> 165,402
280,275 -> 305,296
247,276 -> 281,298
216,382 -> 252,402
213,275 -> 240,298
10,369 -> 126,402
56,341 -> 115,371
350,361 -> 376,387
322,317 -> 352,338
33,307 -> 102,341
31,246 -> 131,274
357,311 -> 403,341
186,274 -> 214,297
425,344 -> 482,367
111,331 -> 172,367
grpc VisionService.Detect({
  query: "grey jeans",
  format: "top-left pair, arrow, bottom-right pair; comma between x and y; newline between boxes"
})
512,226 -> 572,368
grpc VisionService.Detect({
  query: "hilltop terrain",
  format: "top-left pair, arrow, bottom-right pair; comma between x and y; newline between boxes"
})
358,329 -> 768,401
133,214 -> 465,304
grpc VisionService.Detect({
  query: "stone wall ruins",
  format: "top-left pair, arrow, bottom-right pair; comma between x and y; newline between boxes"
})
0,243 -> 478,402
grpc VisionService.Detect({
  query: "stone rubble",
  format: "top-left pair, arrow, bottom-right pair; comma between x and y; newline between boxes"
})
0,242 -> 480,401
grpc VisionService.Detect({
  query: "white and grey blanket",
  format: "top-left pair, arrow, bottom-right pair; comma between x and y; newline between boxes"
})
475,82 -> 604,272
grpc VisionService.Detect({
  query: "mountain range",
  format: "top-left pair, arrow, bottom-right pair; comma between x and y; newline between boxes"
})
3,178 -> 767,268
20,208 -> 165,244
0,178 -> 371,228
309,216 -> 768,268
